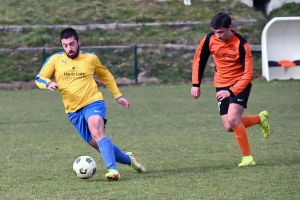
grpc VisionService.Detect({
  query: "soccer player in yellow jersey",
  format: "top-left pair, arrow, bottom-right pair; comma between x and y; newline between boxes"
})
35,28 -> 145,180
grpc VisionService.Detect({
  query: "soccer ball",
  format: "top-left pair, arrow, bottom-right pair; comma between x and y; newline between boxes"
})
73,156 -> 97,179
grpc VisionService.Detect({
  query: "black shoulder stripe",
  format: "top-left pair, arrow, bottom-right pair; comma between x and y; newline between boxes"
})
234,32 -> 247,71
203,32 -> 214,49
198,32 -> 213,84
234,32 -> 247,46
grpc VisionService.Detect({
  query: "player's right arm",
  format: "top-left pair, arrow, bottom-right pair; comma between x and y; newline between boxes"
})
191,87 -> 201,99
35,56 -> 56,90
191,33 -> 211,99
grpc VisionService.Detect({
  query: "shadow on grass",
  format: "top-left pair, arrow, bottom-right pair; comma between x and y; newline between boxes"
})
256,159 -> 300,167
76,158 -> 300,183
146,165 -> 235,174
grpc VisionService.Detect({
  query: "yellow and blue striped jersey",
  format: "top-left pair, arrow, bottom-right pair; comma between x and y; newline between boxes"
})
35,51 -> 122,113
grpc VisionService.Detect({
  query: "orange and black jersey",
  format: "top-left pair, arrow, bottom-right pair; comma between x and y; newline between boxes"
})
192,30 -> 253,97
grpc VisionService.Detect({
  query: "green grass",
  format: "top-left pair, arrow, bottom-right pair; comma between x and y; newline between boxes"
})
1,1 -> 300,83
1,1 -> 299,48
0,0 -> 266,25
1,80 -> 300,199
0,26 -> 215,48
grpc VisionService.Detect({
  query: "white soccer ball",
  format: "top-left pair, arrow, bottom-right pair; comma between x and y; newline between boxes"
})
73,156 -> 97,179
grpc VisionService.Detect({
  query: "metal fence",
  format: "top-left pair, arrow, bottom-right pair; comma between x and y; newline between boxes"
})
0,44 -> 261,85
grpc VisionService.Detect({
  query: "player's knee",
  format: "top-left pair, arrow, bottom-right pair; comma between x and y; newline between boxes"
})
228,118 -> 240,129
91,133 -> 106,142
88,139 -> 100,152
222,121 -> 234,132
224,125 -> 234,132
88,128 -> 105,141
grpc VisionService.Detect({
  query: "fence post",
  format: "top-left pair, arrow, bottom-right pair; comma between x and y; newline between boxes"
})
42,48 -> 46,63
134,45 -> 139,85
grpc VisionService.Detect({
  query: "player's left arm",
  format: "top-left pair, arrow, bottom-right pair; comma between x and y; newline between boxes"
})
95,60 -> 131,108
94,56 -> 124,98
228,43 -> 253,96
116,96 -> 131,109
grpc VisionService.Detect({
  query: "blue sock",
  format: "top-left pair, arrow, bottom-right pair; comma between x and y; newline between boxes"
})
97,136 -> 118,170
113,145 -> 131,165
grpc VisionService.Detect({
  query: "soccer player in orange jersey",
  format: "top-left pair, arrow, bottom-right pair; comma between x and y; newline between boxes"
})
191,12 -> 271,167
36,28 -> 145,180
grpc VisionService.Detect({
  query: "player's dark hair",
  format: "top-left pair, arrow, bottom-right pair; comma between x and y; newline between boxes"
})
211,12 -> 232,29
60,28 -> 79,41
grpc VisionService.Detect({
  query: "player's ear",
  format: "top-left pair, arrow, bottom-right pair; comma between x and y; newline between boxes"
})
78,38 -> 81,46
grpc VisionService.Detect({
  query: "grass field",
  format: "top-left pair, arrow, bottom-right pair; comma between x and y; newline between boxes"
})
0,80 -> 300,199
1,1 -> 300,83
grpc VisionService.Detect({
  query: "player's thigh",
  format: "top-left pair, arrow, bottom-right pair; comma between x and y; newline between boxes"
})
227,103 -> 244,127
84,100 -> 107,139
68,111 -> 93,143
216,88 -> 230,115
229,83 -> 252,109
87,115 -> 105,134
83,100 -> 107,122
215,88 -> 231,130
227,83 -> 252,127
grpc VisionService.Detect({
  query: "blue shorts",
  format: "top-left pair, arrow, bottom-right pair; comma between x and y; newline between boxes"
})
68,100 -> 107,143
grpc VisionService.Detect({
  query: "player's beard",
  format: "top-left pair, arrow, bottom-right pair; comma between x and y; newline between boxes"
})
66,45 -> 80,59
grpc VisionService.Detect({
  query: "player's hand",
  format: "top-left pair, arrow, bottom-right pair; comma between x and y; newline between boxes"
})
216,90 -> 230,101
117,97 -> 131,109
47,82 -> 58,91
191,87 -> 201,99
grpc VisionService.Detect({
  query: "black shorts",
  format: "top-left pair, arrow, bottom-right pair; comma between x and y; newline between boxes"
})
216,83 -> 252,115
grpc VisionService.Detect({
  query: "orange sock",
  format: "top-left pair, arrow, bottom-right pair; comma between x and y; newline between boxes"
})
233,124 -> 251,156
242,115 -> 260,128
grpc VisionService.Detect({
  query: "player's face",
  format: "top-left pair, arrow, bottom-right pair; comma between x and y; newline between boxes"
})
61,36 -> 81,59
212,26 -> 232,42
